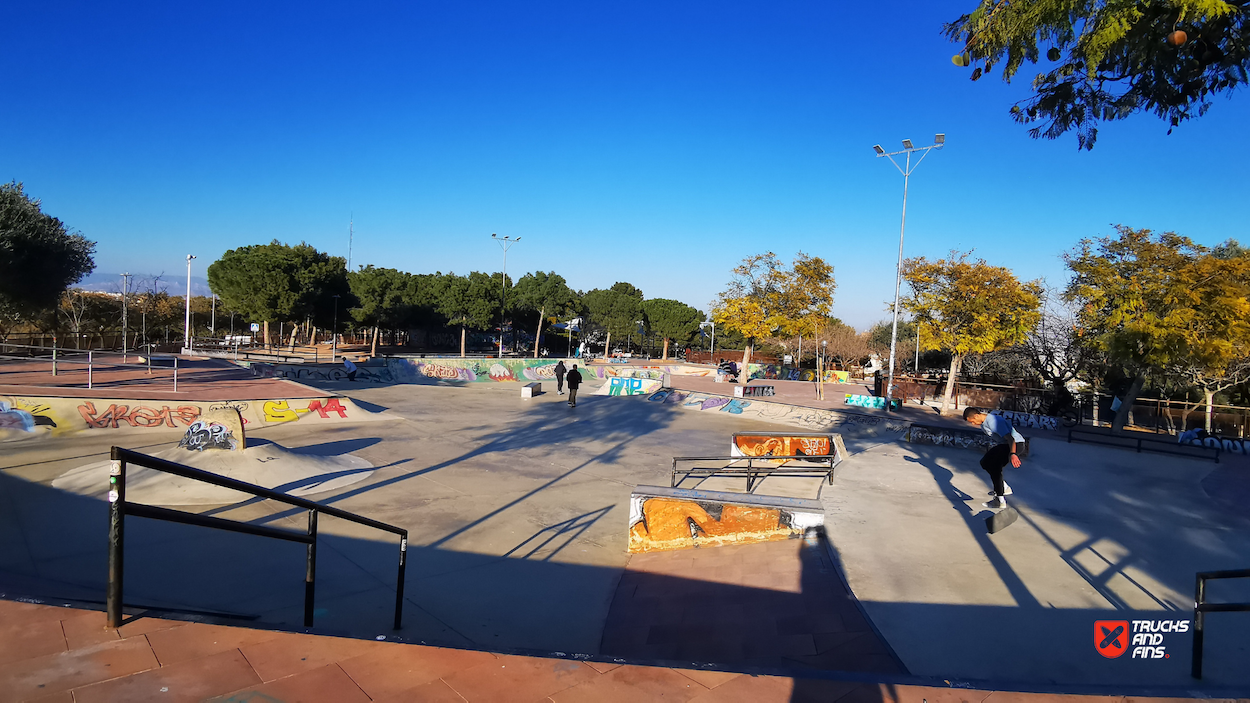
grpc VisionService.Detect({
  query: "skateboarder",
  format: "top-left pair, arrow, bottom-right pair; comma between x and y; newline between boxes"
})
566,364 -> 583,407
553,360 -> 567,395
342,357 -> 358,382
964,408 -> 1023,509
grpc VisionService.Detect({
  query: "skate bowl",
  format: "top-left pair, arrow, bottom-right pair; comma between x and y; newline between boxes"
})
628,484 -> 824,553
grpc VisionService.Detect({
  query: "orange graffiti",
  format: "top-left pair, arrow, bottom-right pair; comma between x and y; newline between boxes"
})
628,497 -> 796,552
734,435 -> 831,464
78,401 -> 201,429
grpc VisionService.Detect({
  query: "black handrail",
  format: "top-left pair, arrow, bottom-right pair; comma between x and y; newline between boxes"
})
107,446 -> 408,631
671,454 -> 839,492
1067,427 -> 1221,463
1192,568 -> 1250,678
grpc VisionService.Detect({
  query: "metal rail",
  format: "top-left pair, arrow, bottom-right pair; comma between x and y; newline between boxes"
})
106,446 -> 407,630
1192,568 -> 1250,678
671,454 -> 839,492
1067,427 -> 1221,463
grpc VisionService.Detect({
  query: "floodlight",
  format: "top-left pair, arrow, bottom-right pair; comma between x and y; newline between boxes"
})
902,139 -> 914,150
935,133 -> 945,145
872,145 -> 884,155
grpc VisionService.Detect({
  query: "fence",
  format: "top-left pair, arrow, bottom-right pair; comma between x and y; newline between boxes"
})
0,342 -> 181,391
1192,568 -> 1250,678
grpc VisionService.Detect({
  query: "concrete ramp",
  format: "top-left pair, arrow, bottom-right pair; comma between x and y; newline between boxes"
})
628,485 -> 823,553
595,377 -> 664,396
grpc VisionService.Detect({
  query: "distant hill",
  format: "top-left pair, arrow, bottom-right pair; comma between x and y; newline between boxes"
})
77,272 -> 214,298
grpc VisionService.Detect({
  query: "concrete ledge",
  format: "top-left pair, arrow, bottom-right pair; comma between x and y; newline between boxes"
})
907,424 -> 1031,458
521,382 -> 541,398
628,484 -> 824,553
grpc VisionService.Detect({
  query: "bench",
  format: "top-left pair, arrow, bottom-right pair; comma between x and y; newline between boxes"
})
521,382 -> 541,398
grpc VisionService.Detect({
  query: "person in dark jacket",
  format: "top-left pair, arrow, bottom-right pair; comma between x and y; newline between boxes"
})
566,364 -> 583,407
553,360 -> 567,395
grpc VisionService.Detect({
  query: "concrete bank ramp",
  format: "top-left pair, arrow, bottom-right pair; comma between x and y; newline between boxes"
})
644,387 -> 909,441
51,439 -> 374,506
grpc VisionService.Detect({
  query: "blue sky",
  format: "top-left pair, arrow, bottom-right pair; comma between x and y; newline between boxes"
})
4,2 -> 1247,330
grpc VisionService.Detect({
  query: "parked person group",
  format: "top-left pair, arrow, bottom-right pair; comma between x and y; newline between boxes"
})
717,358 -> 740,383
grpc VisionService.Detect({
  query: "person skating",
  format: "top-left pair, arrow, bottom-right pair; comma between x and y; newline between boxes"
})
566,363 -> 583,407
964,408 -> 1024,509
553,360 -> 567,395
342,356 -> 358,382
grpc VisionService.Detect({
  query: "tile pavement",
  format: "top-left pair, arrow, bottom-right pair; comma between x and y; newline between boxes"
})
0,599 -> 1239,702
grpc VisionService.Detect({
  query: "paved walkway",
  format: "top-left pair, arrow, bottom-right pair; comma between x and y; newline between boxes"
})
0,598 -> 1225,703
0,357 -> 323,401
601,538 -> 903,674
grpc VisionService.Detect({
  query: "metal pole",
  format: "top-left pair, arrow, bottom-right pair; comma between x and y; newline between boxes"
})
211,294 -> 216,338
121,273 -> 130,362
500,245 -> 507,359
304,509 -> 318,627
885,151 -> 910,413
184,254 -> 196,351
88,351 -> 93,389
332,295 -> 339,362
1192,573 -> 1205,678
394,533 -> 407,630
173,356 -> 178,393
106,449 -> 127,628
52,338 -> 57,376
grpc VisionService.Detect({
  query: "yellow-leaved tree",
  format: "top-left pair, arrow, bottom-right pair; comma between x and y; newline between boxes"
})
713,252 -> 835,368
903,251 -> 1042,415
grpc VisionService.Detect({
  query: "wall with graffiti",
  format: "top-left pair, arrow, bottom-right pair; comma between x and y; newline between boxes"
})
628,486 -> 823,552
906,424 -> 1032,458
845,394 -> 901,410
988,409 -> 1059,431
0,394 -> 388,442
594,377 -> 665,396
746,364 -> 851,384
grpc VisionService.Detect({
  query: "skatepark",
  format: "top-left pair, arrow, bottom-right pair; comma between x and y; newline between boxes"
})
2,355 -> 1249,701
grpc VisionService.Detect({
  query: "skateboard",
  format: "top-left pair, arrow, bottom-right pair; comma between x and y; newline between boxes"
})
985,506 -> 1019,534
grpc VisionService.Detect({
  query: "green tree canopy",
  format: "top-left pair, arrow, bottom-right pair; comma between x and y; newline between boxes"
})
583,283 -> 645,354
903,251 -> 1043,414
643,298 -> 704,359
946,0 -> 1250,149
437,272 -> 498,356
207,241 -> 351,341
513,271 -> 579,357
0,182 -> 96,316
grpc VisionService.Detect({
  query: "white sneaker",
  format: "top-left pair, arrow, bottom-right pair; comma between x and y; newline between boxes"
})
982,496 -> 1007,509
988,484 -> 1013,496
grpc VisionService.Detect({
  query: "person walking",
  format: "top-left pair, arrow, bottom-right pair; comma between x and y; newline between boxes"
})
964,408 -> 1023,509
566,363 -> 583,407
553,360 -> 567,395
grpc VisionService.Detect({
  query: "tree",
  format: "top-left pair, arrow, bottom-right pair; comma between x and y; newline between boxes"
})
714,252 -> 836,368
642,299 -> 704,360
436,272 -> 496,357
0,182 -> 96,317
1063,225 -> 1216,430
349,266 -> 411,356
583,283 -> 645,356
903,251 -> 1043,415
513,271 -> 579,358
945,0 -> 1250,149
207,241 -> 350,347
1022,290 -> 1102,412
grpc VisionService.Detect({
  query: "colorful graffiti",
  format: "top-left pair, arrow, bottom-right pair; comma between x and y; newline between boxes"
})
907,424 -> 1031,457
732,434 -> 832,460
647,388 -> 909,435
988,409 -> 1059,431
263,398 -> 349,423
601,377 -> 664,396
0,401 -> 37,432
252,362 -> 393,384
78,401 -> 201,429
1186,436 -> 1249,455
0,398 -> 61,435
628,487 -> 824,552
746,364 -> 850,384
845,394 -> 900,410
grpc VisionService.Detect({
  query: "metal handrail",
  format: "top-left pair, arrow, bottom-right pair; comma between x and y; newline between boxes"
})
0,351 -> 179,390
1067,427 -> 1221,463
671,454 -> 839,492
1192,568 -> 1250,678
107,446 -> 407,630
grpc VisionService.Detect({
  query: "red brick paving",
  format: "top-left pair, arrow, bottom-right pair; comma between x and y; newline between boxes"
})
0,357 -> 323,401
0,599 -> 1230,703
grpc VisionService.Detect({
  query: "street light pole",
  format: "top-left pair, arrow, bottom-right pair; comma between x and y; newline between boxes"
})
491,233 -> 520,359
120,273 -> 131,361
872,134 -> 944,412
183,255 -> 196,352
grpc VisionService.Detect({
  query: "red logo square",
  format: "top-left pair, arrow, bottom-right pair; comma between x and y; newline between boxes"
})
1095,620 -> 1129,658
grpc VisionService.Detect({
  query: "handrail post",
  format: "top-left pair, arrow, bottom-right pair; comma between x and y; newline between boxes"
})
394,533 -> 407,630
51,342 -> 57,376
106,448 -> 127,628
304,509 -> 318,627
1193,573 -> 1206,679
88,350 -> 93,389
173,356 -> 178,393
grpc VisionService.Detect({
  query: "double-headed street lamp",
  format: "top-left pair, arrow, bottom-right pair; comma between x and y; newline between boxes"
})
873,134 -> 944,412
491,233 -> 520,358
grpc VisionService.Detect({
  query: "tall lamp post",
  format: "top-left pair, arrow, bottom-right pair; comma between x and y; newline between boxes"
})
331,294 -> 341,362
120,273 -> 132,361
700,320 -> 716,359
183,255 -> 197,352
872,134 -> 944,412
491,233 -> 520,359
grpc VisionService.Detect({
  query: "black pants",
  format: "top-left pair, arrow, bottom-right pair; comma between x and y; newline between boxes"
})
556,375 -> 565,393
980,443 -> 1010,495
567,386 -> 578,405
346,370 -> 357,382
